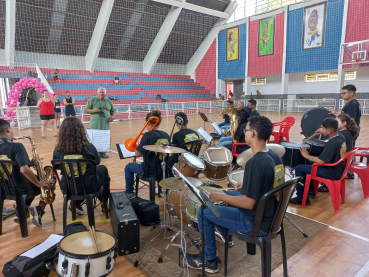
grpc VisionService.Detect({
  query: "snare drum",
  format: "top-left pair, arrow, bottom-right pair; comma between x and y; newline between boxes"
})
280,141 -> 310,169
228,169 -> 244,187
202,146 -> 232,180
56,230 -> 117,277
173,152 -> 205,178
186,184 -> 226,228
304,138 -> 326,157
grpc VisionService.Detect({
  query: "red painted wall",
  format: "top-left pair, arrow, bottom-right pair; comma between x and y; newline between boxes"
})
195,39 -> 216,95
248,12 -> 284,76
345,0 -> 369,43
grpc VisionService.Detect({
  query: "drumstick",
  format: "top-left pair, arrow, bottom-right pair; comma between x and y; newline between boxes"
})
89,227 -> 98,253
92,226 -> 101,253
199,187 -> 222,205
302,133 -> 317,144
319,134 -> 322,140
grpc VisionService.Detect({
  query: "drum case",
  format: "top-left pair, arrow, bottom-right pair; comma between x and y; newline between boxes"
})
110,192 -> 140,256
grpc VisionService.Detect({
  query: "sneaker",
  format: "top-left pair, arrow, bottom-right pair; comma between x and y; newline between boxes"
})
100,153 -> 109,158
127,192 -> 135,199
69,204 -> 84,215
3,207 -> 15,216
185,253 -> 219,274
14,208 -> 30,224
289,196 -> 310,206
29,206 -> 44,227
214,225 -> 234,247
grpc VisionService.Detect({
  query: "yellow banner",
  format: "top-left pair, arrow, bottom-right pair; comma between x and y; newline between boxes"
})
226,26 -> 239,61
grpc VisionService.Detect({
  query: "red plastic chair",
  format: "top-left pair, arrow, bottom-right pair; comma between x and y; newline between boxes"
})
349,147 -> 369,198
232,142 -> 248,158
301,149 -> 357,213
268,117 -> 295,144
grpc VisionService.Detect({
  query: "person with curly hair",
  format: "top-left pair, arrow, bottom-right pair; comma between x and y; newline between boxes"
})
52,116 -> 110,215
124,110 -> 169,198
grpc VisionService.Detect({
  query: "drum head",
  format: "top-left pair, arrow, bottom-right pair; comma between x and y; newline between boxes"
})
305,138 -> 327,147
280,141 -> 310,149
301,108 -> 335,140
229,169 -> 244,184
203,146 -> 232,164
183,153 -> 205,170
187,185 -> 225,204
60,231 -> 116,255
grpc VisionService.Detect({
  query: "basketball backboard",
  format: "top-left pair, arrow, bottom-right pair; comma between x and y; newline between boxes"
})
340,40 -> 369,66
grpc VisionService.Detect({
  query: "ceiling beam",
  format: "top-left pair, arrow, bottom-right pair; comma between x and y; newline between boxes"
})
186,1 -> 237,75
85,0 -> 114,72
150,0 -> 230,19
143,7 -> 182,75
5,0 -> 16,68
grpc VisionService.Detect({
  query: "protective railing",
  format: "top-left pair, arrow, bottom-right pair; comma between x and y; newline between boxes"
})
0,107 -> 31,130
245,99 -> 281,112
339,99 -> 369,115
283,99 -> 336,113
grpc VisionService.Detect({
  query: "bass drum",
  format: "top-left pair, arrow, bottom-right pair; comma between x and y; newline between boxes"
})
56,230 -> 117,277
301,107 -> 335,140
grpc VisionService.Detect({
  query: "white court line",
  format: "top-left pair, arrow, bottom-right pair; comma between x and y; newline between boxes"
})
355,259 -> 369,277
287,212 -> 369,242
110,150 -> 118,153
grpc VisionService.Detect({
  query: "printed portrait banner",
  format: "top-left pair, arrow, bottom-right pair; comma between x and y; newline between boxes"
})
302,2 -> 326,50
258,17 -> 275,56
226,26 -> 239,61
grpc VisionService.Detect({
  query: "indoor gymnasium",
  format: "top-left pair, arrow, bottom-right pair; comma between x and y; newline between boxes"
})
0,0 -> 369,276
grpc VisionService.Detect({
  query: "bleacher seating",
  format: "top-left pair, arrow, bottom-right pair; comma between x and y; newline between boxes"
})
41,69 -> 216,105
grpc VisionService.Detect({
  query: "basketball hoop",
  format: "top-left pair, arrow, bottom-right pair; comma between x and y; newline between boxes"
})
352,58 -> 362,69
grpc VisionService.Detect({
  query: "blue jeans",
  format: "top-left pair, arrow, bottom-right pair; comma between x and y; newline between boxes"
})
295,164 -> 329,198
124,162 -> 144,194
218,122 -> 230,130
219,136 -> 232,147
198,190 -> 266,261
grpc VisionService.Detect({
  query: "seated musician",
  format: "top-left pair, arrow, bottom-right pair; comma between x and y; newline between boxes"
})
185,116 -> 285,273
290,118 -> 347,205
0,119 -> 50,226
172,112 -> 199,151
222,107 -> 251,155
53,117 -> 110,215
124,110 -> 170,198
218,100 -> 234,130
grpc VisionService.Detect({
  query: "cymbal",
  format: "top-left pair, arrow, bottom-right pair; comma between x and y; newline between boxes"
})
160,177 -> 203,191
237,144 -> 286,168
143,145 -> 186,154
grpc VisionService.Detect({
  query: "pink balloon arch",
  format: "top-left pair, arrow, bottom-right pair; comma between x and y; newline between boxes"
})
2,77 -> 52,119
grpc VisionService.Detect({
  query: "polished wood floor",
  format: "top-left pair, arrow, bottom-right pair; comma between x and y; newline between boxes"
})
1,111 -> 369,277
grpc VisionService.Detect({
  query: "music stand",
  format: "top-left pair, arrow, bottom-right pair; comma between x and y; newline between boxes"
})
172,167 -> 220,277
198,112 -> 209,130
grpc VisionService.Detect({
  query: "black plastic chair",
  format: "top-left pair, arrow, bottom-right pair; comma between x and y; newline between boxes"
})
51,159 -> 109,232
180,139 -> 204,156
224,177 -> 302,277
0,160 -> 56,238
135,150 -> 163,201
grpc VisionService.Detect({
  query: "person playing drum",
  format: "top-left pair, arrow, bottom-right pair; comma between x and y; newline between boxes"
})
289,118 -> 347,205
185,116 -> 285,273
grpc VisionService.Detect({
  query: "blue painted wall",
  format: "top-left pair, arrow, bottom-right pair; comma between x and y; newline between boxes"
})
286,0 -> 344,73
218,23 -> 246,79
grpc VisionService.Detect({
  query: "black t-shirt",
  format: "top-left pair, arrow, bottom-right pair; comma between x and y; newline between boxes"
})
53,144 -> 101,193
224,114 -> 230,123
172,128 -> 199,151
318,135 -> 346,180
233,122 -> 249,154
0,141 -> 32,188
136,130 -> 170,175
342,99 -> 361,126
339,130 -> 353,153
251,110 -> 260,116
239,150 -> 285,232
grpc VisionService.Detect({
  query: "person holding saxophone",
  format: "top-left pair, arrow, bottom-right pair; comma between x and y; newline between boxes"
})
0,119 -> 50,227
124,110 -> 170,198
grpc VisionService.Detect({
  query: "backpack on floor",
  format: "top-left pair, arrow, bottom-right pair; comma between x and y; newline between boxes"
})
130,197 -> 160,226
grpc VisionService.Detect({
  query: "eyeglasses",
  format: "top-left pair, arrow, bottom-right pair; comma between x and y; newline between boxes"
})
243,128 -> 252,133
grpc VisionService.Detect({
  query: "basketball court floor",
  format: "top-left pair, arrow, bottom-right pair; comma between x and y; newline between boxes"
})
1,111 -> 369,277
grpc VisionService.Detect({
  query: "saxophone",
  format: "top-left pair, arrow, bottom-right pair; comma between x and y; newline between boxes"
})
14,136 -> 56,204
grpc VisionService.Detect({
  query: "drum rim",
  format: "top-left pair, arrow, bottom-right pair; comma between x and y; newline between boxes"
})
57,230 -> 117,259
181,152 -> 205,170
280,141 -> 310,149
304,139 -> 326,147
227,169 -> 244,186
203,146 -> 233,167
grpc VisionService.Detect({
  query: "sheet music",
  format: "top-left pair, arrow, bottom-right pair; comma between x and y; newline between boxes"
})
21,234 -> 63,258
211,122 -> 222,135
197,127 -> 212,144
85,129 -> 110,152
118,143 -> 135,158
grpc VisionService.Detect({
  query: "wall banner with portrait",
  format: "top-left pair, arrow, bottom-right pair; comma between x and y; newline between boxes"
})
226,26 -> 239,61
258,17 -> 275,56
302,2 -> 326,50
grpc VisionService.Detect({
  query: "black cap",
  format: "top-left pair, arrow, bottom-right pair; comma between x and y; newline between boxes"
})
227,99 -> 234,105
